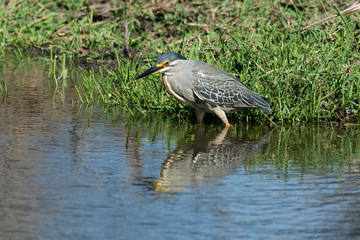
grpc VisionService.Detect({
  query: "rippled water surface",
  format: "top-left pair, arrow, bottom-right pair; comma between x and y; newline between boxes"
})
1,53 -> 360,239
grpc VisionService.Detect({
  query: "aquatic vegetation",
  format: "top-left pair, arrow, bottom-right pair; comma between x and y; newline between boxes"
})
0,79 -> 7,102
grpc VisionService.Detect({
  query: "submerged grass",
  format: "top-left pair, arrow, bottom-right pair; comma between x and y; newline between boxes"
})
0,79 -> 7,103
1,1 -> 360,123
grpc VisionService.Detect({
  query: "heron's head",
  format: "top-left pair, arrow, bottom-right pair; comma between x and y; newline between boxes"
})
135,52 -> 186,80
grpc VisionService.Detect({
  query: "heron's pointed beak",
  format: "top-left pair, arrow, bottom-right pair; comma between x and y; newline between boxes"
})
135,64 -> 162,80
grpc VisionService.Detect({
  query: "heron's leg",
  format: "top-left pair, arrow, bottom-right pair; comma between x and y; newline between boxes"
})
212,107 -> 232,128
195,110 -> 205,126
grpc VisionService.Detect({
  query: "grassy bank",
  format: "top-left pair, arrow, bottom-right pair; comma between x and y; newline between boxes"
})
1,1 -> 360,123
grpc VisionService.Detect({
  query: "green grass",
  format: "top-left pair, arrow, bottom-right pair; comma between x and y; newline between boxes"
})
1,0 -> 360,123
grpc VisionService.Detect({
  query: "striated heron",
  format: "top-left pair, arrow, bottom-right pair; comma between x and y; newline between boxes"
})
135,52 -> 271,127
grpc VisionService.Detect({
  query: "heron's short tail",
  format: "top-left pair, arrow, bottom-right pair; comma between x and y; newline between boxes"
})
253,95 -> 272,114
259,106 -> 272,114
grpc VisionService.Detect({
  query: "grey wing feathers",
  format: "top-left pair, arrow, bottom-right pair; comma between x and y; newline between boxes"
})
192,71 -> 271,113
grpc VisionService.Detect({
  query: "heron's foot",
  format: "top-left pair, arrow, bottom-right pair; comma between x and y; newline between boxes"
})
212,107 -> 231,128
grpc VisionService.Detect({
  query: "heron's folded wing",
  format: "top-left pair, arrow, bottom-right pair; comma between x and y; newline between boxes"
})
192,72 -> 259,107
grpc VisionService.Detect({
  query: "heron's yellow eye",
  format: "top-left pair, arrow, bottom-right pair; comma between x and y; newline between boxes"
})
157,60 -> 170,67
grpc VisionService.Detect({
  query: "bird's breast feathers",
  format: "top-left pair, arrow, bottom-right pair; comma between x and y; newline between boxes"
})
162,75 -> 192,105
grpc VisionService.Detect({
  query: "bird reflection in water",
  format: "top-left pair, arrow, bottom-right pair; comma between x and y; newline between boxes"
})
154,126 -> 270,192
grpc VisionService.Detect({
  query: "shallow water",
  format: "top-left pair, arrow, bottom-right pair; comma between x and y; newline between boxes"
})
1,53 -> 360,239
